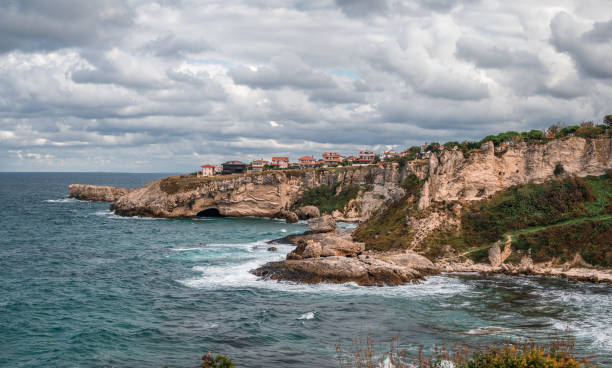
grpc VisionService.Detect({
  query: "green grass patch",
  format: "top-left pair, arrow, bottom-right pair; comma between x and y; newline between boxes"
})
297,183 -> 361,214
352,174 -> 422,251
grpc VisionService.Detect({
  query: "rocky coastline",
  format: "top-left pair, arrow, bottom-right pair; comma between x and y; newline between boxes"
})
253,215 -> 612,286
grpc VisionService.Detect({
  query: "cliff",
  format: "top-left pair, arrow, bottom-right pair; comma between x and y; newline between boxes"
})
69,184 -> 134,202
355,136 -> 612,254
109,166 -> 423,219
418,137 -> 612,210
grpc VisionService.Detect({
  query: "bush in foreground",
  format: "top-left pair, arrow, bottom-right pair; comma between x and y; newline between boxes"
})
335,336 -> 595,368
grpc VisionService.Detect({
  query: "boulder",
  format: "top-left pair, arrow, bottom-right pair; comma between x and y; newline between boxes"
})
308,215 -> 336,233
284,211 -> 299,224
296,206 -> 320,220
302,241 -> 322,259
319,238 -> 365,257
267,247 -> 277,252
383,251 -> 438,273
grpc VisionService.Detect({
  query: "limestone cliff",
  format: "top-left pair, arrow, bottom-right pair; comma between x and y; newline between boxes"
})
109,166 -> 422,219
69,184 -> 133,202
419,137 -> 611,210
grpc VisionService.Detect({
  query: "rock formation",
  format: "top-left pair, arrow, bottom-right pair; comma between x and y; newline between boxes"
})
307,215 -> 336,233
295,205 -> 320,220
69,184 -> 133,202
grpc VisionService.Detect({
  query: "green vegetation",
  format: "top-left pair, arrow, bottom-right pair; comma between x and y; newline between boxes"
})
352,174 -> 422,251
297,183 -> 361,214
200,353 -> 234,368
421,174 -> 611,262
336,336 -> 595,368
512,216 -> 612,266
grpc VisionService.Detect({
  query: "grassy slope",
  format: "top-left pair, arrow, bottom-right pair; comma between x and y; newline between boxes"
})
422,174 -> 612,264
355,173 -> 612,266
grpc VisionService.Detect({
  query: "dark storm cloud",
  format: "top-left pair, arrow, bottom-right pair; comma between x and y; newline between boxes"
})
0,0 -> 132,53
456,38 -> 541,69
334,0 -> 389,17
142,33 -> 212,58
1,0 -> 611,172
550,12 -> 612,79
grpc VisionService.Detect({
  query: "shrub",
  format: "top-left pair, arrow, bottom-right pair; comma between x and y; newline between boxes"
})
576,126 -> 605,138
298,183 -> 360,214
604,115 -> 612,129
554,163 -> 564,176
201,353 -> 234,368
335,336 -> 595,368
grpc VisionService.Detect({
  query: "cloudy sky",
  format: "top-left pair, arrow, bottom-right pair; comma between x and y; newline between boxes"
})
1,0 -> 611,172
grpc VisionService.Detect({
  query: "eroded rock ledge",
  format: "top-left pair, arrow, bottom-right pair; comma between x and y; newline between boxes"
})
69,184 -> 133,202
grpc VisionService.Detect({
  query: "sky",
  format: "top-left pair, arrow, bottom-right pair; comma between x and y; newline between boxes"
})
1,0 -> 611,172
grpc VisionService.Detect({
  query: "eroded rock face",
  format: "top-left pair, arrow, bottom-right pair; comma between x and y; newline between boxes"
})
419,137 -> 612,210
69,184 -> 133,202
308,215 -> 336,233
110,165 -> 417,219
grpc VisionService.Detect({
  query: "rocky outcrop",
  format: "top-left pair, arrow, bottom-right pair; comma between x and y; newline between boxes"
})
295,206 -> 320,220
69,184 -> 133,202
252,255 -> 430,286
110,164 -> 420,218
254,230 -> 437,286
307,215 -> 336,233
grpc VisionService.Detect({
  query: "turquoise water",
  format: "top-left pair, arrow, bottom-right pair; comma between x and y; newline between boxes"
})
1,173 -> 611,367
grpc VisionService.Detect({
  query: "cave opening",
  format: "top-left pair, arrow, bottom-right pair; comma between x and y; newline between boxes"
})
196,208 -> 223,217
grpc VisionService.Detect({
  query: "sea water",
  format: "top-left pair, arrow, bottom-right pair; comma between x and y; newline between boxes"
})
1,172 -> 611,367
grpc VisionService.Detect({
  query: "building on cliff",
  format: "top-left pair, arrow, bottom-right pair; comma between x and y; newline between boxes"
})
271,157 -> 289,169
250,159 -> 268,172
222,160 -> 246,175
298,156 -> 316,168
322,152 -> 343,167
199,164 -> 216,177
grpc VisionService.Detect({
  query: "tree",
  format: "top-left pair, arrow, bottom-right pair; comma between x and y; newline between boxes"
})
373,155 -> 380,163
604,115 -> 612,129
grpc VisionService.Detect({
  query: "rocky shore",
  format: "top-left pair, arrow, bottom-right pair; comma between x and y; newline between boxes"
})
253,215 -> 612,286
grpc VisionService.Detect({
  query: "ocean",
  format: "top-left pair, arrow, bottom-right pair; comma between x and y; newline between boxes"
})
1,172 -> 611,367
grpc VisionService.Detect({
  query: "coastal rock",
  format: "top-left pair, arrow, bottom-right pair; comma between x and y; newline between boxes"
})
252,256 -> 427,286
69,184 -> 133,202
283,211 -> 299,224
295,206 -> 320,220
382,251 -> 438,273
488,241 -> 511,268
308,215 -> 336,233
302,241 -> 322,259
287,235 -> 364,259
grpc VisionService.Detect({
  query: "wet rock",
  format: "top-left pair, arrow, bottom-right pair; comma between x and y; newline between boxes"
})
302,241 -> 322,259
295,206 -> 320,220
252,256 -> 427,286
307,215 -> 336,233
267,247 -> 278,252
284,211 -> 299,224
382,251 -> 438,273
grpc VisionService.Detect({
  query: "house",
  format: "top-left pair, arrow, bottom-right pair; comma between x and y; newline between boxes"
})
199,164 -> 216,177
271,156 -> 289,169
356,150 -> 375,165
381,149 -> 400,160
298,156 -> 316,168
346,155 -> 358,162
250,159 -> 268,172
322,152 -> 343,166
316,159 -> 325,166
222,160 -> 246,175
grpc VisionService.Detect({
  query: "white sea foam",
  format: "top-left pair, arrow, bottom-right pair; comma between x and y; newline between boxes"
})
44,197 -> 86,203
280,229 -> 287,233
297,311 -> 315,320
93,210 -> 163,220
178,240 -> 470,297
